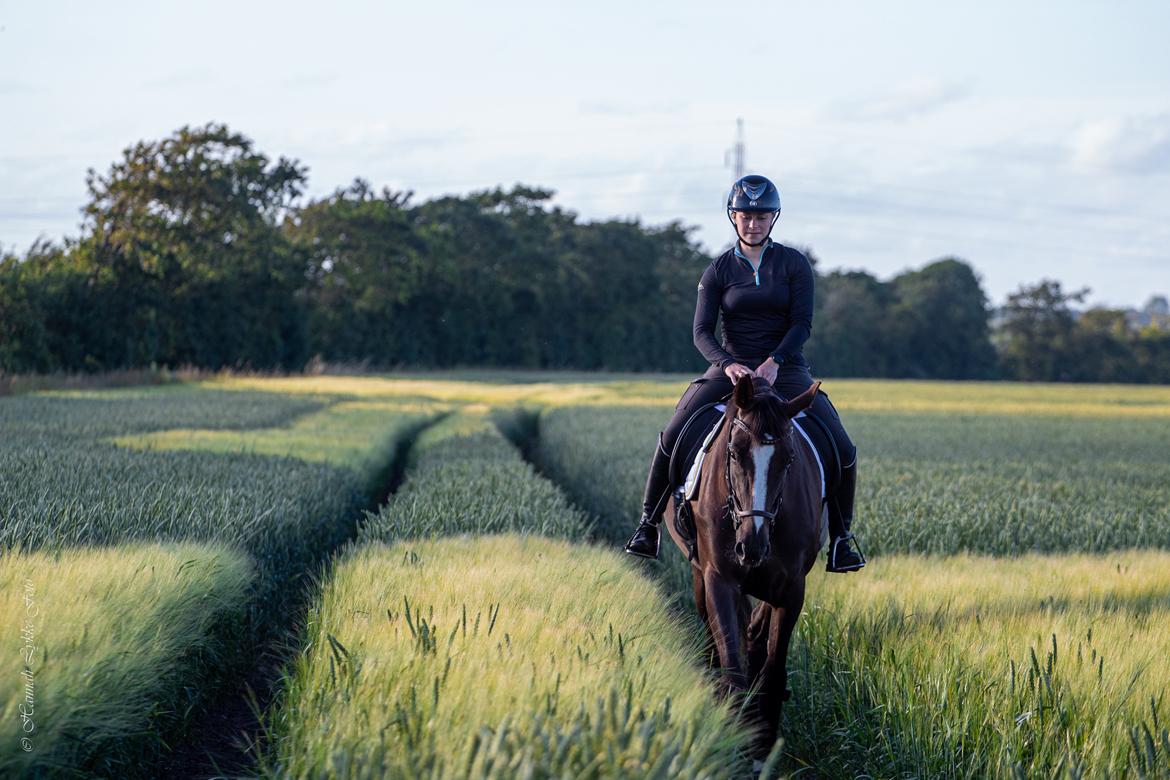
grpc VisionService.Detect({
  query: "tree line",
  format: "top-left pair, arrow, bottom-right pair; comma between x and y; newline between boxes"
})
2,123 -> 1167,383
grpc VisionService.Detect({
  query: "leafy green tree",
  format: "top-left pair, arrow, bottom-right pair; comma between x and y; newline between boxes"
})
1069,308 -> 1135,382
808,270 -> 894,377
1132,327 -> 1170,383
889,258 -> 997,379
287,178 -> 425,364
643,221 -> 712,373
568,218 -> 661,371
996,279 -> 1088,381
0,240 -> 104,374
410,186 -> 555,367
0,245 -> 51,373
79,122 -> 308,369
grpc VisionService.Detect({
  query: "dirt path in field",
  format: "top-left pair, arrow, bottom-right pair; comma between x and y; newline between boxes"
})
156,418 -> 439,780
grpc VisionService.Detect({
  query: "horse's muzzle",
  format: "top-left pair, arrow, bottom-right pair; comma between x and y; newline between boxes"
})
735,538 -> 771,568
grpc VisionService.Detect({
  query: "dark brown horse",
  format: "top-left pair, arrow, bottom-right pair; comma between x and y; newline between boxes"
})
664,374 -> 827,760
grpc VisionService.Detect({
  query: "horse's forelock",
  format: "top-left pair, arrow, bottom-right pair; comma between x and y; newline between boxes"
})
738,386 -> 790,441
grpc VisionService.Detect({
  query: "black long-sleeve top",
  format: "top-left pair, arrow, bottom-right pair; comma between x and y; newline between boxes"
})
693,240 -> 814,369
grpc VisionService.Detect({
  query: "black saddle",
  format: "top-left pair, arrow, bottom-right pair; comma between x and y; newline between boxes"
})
668,397 -> 843,501
666,392 -> 844,565
667,400 -> 728,490
791,409 -> 842,499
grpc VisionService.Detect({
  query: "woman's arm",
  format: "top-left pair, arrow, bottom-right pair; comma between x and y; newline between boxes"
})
693,262 -> 736,369
771,250 -> 814,361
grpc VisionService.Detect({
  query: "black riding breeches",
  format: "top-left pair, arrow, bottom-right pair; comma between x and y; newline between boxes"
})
661,364 -> 856,467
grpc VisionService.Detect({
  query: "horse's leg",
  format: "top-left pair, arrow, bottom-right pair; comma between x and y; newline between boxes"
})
745,599 -> 774,751
703,569 -> 749,694
755,583 -> 806,758
692,567 -> 717,669
746,600 -> 771,685
738,596 -> 752,660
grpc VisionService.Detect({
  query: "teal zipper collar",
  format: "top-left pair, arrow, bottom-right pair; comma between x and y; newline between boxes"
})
734,239 -> 773,287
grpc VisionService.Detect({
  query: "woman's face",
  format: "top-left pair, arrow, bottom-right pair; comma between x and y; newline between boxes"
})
733,210 -> 778,244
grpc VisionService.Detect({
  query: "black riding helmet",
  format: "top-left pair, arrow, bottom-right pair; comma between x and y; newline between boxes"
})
726,174 -> 781,247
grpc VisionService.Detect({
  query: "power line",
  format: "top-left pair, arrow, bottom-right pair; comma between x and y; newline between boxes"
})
4,165 -> 1165,242
780,169 -> 1167,225
374,152 -> 1168,237
624,204 -> 1165,264
4,155 -> 1167,257
542,174 -> 1169,242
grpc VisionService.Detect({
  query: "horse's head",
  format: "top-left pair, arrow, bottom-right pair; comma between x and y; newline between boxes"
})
724,375 -> 821,569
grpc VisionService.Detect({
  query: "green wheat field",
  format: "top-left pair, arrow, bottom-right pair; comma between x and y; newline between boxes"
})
2,374 -> 1169,778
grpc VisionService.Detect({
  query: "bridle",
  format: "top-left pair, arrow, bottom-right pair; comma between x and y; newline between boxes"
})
725,416 -> 792,530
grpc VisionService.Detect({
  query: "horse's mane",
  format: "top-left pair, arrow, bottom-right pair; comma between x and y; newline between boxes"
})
734,380 -> 791,441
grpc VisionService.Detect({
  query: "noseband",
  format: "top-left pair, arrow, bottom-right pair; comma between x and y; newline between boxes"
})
725,416 -> 792,530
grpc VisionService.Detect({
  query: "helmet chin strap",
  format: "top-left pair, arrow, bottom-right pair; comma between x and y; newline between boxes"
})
728,211 -> 779,248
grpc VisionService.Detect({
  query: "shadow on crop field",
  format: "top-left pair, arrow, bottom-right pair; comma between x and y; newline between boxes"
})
153,408 -> 444,779
0,384 -> 444,779
259,408 -> 758,778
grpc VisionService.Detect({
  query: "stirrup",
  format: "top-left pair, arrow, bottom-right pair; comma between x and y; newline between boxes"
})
826,532 -> 866,573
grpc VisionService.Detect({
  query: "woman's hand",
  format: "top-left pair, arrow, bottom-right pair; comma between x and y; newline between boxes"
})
723,362 -> 753,383
753,357 -> 779,385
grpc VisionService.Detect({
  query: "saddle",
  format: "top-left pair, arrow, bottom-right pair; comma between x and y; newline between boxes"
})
667,396 -> 842,563
667,401 -> 728,494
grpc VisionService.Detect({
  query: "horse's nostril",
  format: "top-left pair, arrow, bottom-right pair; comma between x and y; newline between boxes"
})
735,541 -> 745,559
762,542 -> 771,558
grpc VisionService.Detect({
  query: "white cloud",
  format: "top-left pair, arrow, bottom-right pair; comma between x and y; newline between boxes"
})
0,80 -> 35,94
138,70 -> 221,91
821,78 -> 973,123
1071,112 -> 1170,174
578,98 -> 689,116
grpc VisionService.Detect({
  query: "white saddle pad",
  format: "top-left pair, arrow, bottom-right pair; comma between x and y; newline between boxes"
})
681,407 -> 825,501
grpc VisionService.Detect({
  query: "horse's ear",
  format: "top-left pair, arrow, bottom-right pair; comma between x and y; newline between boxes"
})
733,374 -> 755,409
783,381 -> 820,417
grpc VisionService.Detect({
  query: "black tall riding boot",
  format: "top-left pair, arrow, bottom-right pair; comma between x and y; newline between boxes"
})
624,435 -> 672,559
826,460 -> 866,573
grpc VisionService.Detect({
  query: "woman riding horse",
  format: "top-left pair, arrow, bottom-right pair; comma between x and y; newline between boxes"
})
624,174 -> 865,573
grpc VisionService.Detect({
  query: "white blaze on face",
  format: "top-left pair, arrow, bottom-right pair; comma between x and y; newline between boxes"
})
751,444 -> 774,533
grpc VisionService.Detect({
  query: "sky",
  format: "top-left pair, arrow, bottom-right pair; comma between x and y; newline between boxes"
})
1,0 -> 1168,308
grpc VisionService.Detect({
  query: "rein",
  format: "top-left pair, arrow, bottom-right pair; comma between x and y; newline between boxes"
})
724,416 -> 792,530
